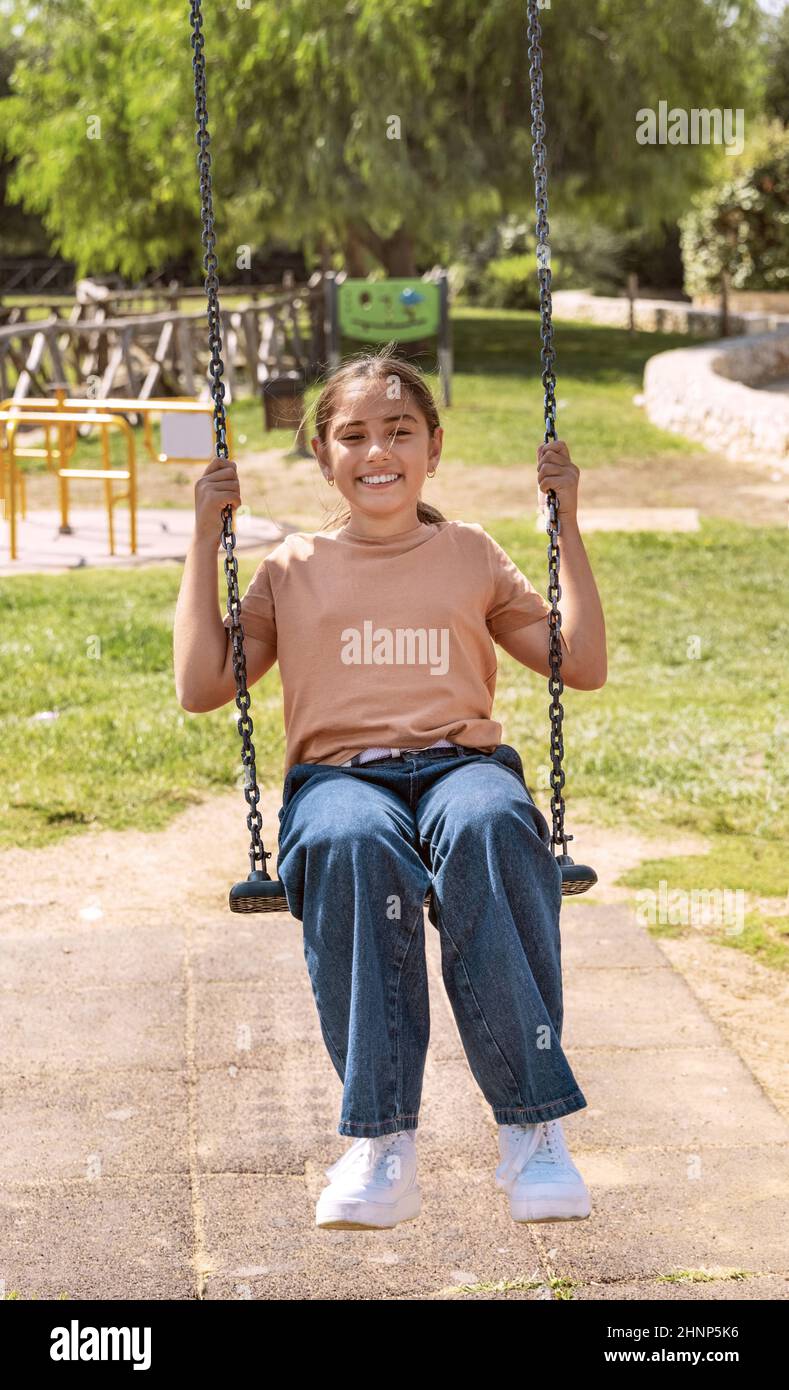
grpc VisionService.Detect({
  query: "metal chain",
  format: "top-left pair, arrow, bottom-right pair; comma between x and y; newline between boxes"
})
526,0 -> 571,858
189,0 -> 268,877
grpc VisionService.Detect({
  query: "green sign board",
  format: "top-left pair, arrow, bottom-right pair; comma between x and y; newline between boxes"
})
338,278 -> 441,343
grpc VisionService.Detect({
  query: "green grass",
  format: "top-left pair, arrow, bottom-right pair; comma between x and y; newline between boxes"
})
2,309 -> 786,967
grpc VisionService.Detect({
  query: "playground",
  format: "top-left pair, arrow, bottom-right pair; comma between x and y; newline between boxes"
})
0,0 -> 787,1325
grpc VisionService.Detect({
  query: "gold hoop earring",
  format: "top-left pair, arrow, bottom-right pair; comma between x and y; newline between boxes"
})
427,469 -> 436,477
326,477 -> 335,486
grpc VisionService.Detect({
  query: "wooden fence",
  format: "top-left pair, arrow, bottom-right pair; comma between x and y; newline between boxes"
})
0,277 -> 326,404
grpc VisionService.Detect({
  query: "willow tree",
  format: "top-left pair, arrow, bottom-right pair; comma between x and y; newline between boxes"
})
0,0 -> 764,280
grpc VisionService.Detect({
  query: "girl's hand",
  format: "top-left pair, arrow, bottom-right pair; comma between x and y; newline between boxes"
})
536,438 -> 579,522
194,455 -> 242,542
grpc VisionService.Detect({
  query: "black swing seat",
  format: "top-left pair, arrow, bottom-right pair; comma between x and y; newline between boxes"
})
229,857 -> 597,914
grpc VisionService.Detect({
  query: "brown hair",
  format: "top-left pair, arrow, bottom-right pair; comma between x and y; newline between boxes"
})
304,342 -> 448,532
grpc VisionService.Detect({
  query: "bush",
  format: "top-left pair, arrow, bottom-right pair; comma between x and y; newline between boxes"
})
478,253 -> 543,310
680,122 -> 789,296
452,212 -> 626,308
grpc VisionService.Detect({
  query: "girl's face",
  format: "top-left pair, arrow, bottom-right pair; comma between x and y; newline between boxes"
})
313,381 -> 442,528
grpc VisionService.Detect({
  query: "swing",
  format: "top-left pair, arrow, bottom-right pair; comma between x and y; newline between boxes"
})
187,0 -> 597,913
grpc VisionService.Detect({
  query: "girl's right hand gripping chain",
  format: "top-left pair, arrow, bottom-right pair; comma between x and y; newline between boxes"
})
194,454 -> 242,544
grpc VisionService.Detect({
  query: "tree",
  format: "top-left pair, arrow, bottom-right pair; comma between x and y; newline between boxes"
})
0,0 -> 765,281
0,33 -> 51,255
680,120 -> 789,295
763,2 -> 789,125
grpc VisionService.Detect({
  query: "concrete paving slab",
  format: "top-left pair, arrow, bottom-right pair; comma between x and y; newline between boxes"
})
0,506 -> 284,576
194,982 -> 328,1058
558,900 -> 671,969
196,1048 -> 340,1176
529,1143 -> 789,1282
564,968 -> 723,1048
0,1179 -> 194,1300
198,1170 -> 540,1300
565,1046 -> 788,1150
0,923 -> 185,988
2,984 -> 185,1072
0,1072 -> 189,1182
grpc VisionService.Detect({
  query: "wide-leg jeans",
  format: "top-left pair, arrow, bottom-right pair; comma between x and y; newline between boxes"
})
275,743 -> 588,1137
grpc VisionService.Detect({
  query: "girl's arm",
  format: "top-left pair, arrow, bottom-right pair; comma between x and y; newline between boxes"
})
173,534 -> 276,712
497,440 -> 607,690
173,456 -> 276,712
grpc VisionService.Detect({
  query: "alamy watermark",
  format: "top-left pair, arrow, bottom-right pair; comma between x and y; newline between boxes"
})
635,879 -> 746,936
340,623 -> 450,677
636,101 -> 745,156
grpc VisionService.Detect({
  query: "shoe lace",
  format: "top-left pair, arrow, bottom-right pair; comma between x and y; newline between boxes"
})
498,1120 -> 564,1183
530,1120 -> 564,1168
325,1130 -> 410,1183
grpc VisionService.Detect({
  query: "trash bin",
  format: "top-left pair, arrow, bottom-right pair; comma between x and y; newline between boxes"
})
260,369 -> 306,431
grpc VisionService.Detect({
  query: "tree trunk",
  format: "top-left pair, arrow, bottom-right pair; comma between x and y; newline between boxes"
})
341,220 -> 417,278
343,226 -> 370,277
379,227 -> 416,277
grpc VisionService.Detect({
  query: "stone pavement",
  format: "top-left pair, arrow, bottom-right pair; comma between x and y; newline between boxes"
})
0,788 -> 787,1301
0,507 -> 286,576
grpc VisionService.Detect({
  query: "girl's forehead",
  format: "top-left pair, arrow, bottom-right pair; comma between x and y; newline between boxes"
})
333,381 -> 414,424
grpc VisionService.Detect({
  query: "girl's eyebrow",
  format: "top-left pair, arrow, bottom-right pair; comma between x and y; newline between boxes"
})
335,413 -> 418,431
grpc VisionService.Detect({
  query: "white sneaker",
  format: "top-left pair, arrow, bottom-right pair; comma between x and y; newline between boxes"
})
315,1129 -> 421,1230
495,1118 -> 591,1223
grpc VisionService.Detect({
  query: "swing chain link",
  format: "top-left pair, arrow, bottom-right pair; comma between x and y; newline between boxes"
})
527,0 -> 570,859
189,0 -> 269,878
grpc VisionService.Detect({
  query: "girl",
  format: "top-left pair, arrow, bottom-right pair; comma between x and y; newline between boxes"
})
173,347 -> 607,1232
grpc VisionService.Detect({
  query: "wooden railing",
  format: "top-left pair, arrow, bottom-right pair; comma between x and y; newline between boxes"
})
0,277 -> 326,403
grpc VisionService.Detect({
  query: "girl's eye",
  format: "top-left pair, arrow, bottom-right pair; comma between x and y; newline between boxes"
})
341,429 -> 410,441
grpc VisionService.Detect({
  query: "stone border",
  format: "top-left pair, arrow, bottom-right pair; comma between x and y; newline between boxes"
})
552,289 -> 789,337
642,330 -> 789,469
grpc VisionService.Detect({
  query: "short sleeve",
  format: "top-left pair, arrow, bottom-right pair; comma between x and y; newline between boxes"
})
221,556 -> 277,649
484,533 -> 551,641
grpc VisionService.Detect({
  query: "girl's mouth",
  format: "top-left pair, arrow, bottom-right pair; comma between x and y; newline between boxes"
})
357,473 -> 403,489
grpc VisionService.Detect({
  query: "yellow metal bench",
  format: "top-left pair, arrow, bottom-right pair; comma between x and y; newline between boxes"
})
0,408 -> 137,560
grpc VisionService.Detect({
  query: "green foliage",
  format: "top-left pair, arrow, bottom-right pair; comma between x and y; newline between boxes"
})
477,254 -> 543,311
763,3 -> 789,124
452,211 -> 625,308
0,0 -> 765,278
680,121 -> 789,294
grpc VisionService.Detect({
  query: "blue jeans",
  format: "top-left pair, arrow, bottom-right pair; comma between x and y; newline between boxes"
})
276,743 -> 588,1138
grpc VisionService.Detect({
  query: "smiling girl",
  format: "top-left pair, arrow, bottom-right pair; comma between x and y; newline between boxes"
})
173,346 -> 607,1231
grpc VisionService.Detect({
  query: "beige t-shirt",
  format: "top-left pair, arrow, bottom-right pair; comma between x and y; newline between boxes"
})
222,518 -> 551,773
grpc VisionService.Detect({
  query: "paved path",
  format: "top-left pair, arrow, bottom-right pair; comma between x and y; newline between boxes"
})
1,789 -> 787,1301
0,507 -> 285,576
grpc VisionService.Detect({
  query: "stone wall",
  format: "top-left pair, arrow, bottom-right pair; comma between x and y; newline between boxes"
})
693,291 -> 789,315
642,330 -> 789,469
552,289 -> 789,338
